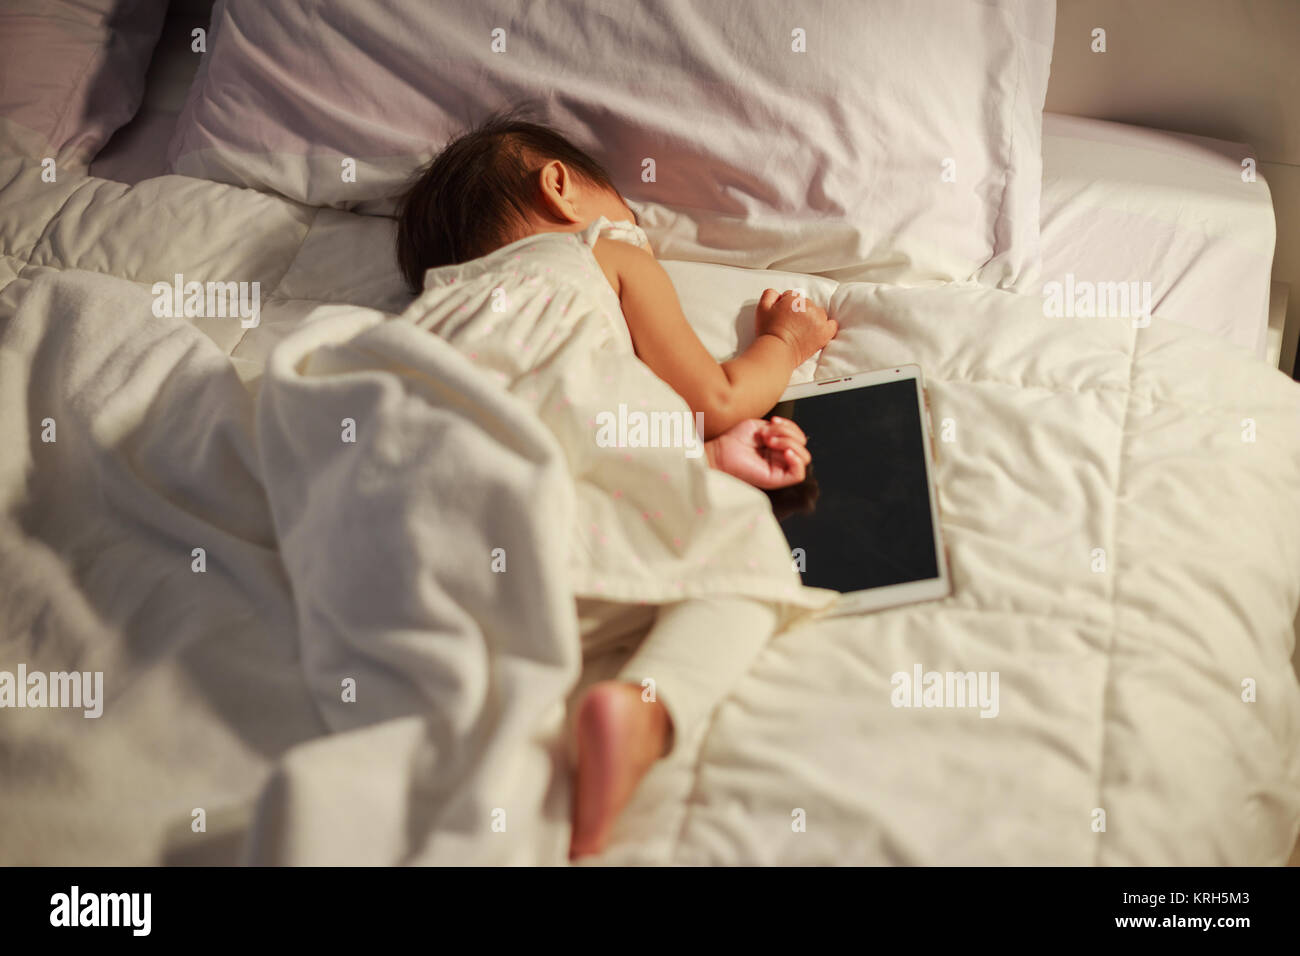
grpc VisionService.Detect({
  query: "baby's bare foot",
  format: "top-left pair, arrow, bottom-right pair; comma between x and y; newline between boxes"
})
569,680 -> 670,860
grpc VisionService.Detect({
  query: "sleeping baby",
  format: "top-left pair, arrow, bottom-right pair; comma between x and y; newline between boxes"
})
394,109 -> 837,858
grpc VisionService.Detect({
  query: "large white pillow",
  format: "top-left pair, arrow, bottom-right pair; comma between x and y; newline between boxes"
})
168,0 -> 1055,289
0,0 -> 169,167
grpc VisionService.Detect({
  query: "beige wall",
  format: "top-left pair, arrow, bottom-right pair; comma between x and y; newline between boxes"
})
1045,0 -> 1300,376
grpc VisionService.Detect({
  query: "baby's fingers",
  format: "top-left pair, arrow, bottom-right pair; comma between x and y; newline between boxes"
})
781,447 -> 807,484
766,433 -> 811,466
766,415 -> 807,445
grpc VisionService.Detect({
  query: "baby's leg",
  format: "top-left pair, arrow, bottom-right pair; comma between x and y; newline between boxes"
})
614,596 -> 779,752
570,596 -> 778,858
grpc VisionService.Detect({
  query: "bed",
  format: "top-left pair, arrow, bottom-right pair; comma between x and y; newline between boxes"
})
1,0 -> 1298,866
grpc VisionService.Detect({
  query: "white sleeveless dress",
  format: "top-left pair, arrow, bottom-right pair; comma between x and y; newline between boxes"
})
403,216 -> 832,620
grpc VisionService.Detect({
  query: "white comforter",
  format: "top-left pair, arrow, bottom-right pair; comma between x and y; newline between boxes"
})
1,158 -> 1298,865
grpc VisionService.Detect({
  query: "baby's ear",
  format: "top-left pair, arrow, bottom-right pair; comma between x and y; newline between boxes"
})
537,160 -> 581,222
536,160 -> 560,196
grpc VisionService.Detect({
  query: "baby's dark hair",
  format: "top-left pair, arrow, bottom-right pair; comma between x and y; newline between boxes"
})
395,107 -> 617,293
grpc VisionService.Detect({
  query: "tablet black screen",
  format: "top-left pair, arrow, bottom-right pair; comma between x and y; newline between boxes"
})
773,378 -> 939,592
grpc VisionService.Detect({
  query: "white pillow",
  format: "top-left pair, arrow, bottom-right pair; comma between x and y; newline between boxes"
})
168,0 -> 1055,289
0,0 -> 169,167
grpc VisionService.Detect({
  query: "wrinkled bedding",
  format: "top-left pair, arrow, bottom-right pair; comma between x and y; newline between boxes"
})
1,157 -> 1299,865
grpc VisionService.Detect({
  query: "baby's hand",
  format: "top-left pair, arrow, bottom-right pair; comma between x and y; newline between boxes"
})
755,289 -> 838,366
705,416 -> 810,490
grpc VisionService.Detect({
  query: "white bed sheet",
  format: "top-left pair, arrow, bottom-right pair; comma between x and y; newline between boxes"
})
1039,112 -> 1276,359
2,157 -> 1299,866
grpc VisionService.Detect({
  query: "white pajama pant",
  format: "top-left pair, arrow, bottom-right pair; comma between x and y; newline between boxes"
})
573,596 -> 778,753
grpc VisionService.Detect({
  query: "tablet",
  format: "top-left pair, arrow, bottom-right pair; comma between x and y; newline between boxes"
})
769,365 -> 951,614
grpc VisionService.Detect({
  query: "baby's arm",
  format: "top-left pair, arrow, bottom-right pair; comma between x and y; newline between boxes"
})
594,238 -> 836,439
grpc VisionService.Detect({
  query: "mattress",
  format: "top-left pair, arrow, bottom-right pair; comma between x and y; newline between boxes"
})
1040,112 -> 1276,359
1,155 -> 1299,865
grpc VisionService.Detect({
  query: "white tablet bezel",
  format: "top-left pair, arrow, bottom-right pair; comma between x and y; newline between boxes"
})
778,365 -> 951,615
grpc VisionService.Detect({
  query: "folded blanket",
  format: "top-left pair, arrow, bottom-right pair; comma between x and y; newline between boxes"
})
0,272 -> 582,863
0,270 -> 319,864
254,306 -> 588,863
